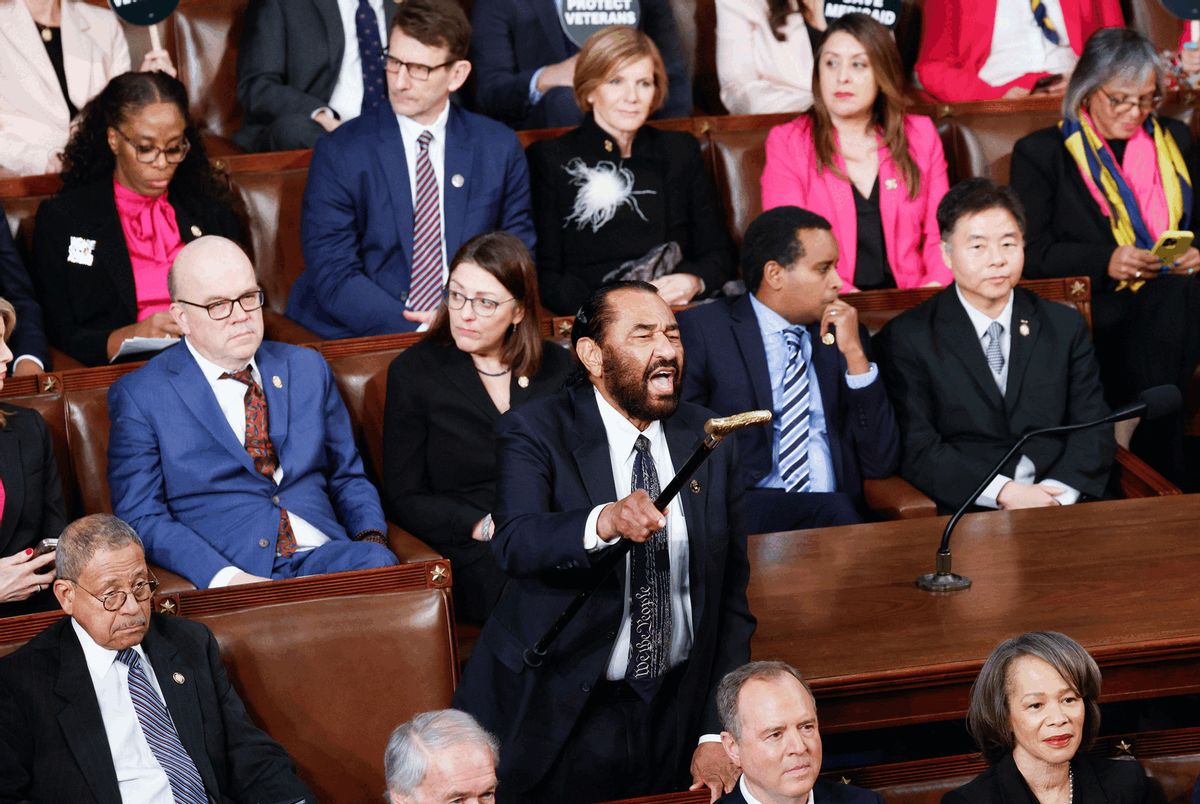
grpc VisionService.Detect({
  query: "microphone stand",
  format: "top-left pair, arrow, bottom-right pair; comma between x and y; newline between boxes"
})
523,409 -> 772,668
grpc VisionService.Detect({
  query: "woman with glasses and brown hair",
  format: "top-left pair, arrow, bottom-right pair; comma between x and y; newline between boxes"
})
382,232 -> 572,624
0,297 -> 66,615
1011,27 -> 1200,481
31,71 -> 243,367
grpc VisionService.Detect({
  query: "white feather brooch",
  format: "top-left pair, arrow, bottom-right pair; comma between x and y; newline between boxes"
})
562,158 -> 655,233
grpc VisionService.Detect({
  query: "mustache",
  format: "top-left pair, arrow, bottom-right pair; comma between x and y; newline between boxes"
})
114,615 -> 147,631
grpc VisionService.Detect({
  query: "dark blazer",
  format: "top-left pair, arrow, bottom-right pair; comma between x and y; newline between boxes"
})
528,115 -> 735,315
0,403 -> 65,616
382,338 -> 573,623
108,340 -> 387,587
453,385 -> 756,794
235,0 -> 398,151
0,614 -> 312,804
32,179 -> 241,367
678,294 -> 899,499
1010,118 -> 1195,331
876,285 -> 1115,511
288,102 -> 535,339
469,0 -> 692,128
719,777 -> 883,804
943,752 -> 1146,804
0,204 -> 49,369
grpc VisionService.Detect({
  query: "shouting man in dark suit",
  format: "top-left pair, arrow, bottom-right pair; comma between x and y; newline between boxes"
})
0,514 -> 312,803
679,206 -> 899,533
877,178 -> 1115,511
716,661 -> 882,804
453,280 -> 755,803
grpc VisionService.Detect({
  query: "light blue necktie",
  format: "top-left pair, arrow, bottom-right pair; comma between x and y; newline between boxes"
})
116,648 -> 208,804
778,327 -> 812,493
985,321 -> 1005,375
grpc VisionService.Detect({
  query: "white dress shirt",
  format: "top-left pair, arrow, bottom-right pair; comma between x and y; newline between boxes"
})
324,0 -> 387,121
581,388 -> 694,682
70,619 -> 175,803
978,0 -> 1077,87
184,339 -> 331,588
396,100 -> 452,325
738,774 -> 816,804
955,288 -> 1080,508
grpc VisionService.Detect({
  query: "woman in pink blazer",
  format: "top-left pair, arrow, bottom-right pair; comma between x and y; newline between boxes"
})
761,13 -> 951,291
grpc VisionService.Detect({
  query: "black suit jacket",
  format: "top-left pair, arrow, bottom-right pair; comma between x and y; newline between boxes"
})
943,753 -> 1146,804
0,404 -> 65,616
876,285 -> 1115,511
679,294 -> 899,500
32,179 -> 241,367
452,385 -> 755,794
0,204 -> 49,369
0,614 -> 312,804
719,777 -> 883,804
1010,119 -> 1195,331
382,339 -> 573,616
528,115 -> 735,314
235,0 -> 398,151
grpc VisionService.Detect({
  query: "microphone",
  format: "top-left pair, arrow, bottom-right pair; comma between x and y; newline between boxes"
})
916,385 -> 1181,592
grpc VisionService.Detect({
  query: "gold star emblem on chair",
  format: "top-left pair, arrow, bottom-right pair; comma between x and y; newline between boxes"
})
430,564 -> 449,585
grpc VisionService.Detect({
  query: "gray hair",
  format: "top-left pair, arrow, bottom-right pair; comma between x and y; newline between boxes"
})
717,660 -> 814,740
1063,27 -> 1163,121
56,514 -> 144,581
383,709 -> 499,799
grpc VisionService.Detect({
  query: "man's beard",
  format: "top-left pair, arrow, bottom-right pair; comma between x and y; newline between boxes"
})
601,347 -> 682,423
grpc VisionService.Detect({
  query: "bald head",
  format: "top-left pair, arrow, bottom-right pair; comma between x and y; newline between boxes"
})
167,236 -> 265,371
168,236 -> 252,302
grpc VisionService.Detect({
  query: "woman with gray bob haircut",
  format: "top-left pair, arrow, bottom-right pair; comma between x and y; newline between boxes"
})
943,631 -> 1146,804
1011,26 -> 1200,483
383,709 -> 499,803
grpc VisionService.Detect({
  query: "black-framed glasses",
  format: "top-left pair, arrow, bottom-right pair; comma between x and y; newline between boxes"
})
444,289 -> 516,318
382,53 -> 457,80
112,127 -> 190,164
72,576 -> 159,612
176,290 -> 266,321
1096,87 -> 1161,114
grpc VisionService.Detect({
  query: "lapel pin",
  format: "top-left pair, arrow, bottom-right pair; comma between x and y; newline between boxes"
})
41,26 -> 52,42
67,236 -> 96,267
821,332 -> 836,346
604,139 -> 613,153
517,375 -> 529,388
172,672 -> 185,685
272,375 -> 283,389
690,479 -> 701,494
1018,320 -> 1030,337
189,225 -> 202,238
884,178 -> 898,190
451,174 -> 465,188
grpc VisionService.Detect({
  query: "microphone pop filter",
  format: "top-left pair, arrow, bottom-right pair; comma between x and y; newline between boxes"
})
1139,385 -> 1182,420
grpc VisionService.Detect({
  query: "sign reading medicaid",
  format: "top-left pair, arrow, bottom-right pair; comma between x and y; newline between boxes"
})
559,0 -> 643,48
823,0 -> 903,29
1161,0 -> 1200,19
108,0 -> 179,26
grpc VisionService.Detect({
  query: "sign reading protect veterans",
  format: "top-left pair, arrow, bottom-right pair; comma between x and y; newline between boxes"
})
107,0 -> 179,26
559,0 -> 643,48
823,0 -> 902,29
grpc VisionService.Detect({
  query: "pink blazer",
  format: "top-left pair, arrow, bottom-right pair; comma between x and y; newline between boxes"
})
761,114 -> 952,291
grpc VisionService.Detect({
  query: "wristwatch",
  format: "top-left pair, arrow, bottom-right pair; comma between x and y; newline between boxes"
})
480,514 -> 494,542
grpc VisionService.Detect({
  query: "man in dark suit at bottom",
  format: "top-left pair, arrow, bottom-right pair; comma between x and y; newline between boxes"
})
454,281 -> 756,803
716,660 -> 882,804
0,513 -> 311,803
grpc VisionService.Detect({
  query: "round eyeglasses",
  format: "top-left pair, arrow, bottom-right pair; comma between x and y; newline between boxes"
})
444,289 -> 517,318
72,576 -> 160,612
113,127 -> 191,164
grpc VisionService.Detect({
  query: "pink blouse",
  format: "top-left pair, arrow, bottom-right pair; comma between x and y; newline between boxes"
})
113,177 -> 183,321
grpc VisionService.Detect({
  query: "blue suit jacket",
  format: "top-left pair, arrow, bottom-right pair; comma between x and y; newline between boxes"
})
678,295 -> 900,500
107,340 -> 386,587
286,102 -> 535,339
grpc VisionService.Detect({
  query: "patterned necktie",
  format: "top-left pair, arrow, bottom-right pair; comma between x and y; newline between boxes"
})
355,0 -> 386,114
408,130 -> 444,312
115,648 -> 208,804
778,327 -> 812,493
625,434 -> 673,702
985,321 -> 1006,375
220,368 -> 298,558
1030,0 -> 1061,45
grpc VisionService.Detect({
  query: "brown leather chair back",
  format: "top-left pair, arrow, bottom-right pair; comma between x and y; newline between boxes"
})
63,386 -> 113,517
325,348 -> 406,483
707,123 -> 772,247
172,0 -> 248,145
231,167 -> 311,315
934,107 -> 1062,184
937,121 -> 989,184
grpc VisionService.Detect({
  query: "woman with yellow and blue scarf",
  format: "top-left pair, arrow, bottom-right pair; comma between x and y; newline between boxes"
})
1011,27 -> 1200,482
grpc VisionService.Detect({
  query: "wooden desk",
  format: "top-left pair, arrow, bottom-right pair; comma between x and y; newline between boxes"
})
749,495 -> 1200,734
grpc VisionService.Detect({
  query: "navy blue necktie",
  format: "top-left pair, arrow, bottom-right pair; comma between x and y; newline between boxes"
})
625,435 -> 673,702
356,0 -> 386,114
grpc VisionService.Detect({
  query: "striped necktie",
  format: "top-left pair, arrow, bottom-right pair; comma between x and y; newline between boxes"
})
778,327 -> 812,493
984,321 -> 1005,376
116,648 -> 208,804
1030,0 -> 1061,45
408,130 -> 444,312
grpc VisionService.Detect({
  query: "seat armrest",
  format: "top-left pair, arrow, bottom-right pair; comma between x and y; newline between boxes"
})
150,564 -> 197,595
864,476 -> 939,520
1114,447 -> 1181,498
386,522 -> 443,564
262,309 -> 321,345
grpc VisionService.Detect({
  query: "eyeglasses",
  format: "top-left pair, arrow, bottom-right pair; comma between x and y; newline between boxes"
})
444,289 -> 516,318
176,290 -> 266,321
112,127 -> 191,164
382,53 -> 457,81
72,576 -> 159,612
1095,87 -> 1162,114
